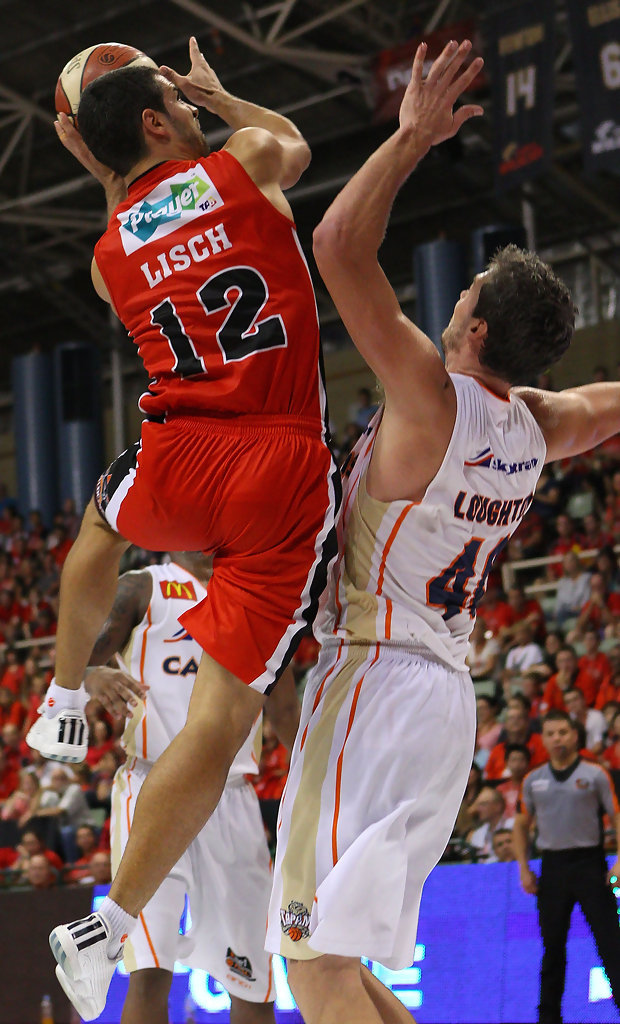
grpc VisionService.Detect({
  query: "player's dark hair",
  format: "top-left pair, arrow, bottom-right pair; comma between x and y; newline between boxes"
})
78,66 -> 167,177
504,743 -> 531,761
474,245 -> 576,385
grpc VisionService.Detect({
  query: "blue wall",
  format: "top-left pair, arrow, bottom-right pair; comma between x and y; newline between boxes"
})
91,860 -> 619,1023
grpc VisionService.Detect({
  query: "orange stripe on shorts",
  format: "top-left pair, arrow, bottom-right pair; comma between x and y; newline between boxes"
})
331,644 -> 380,865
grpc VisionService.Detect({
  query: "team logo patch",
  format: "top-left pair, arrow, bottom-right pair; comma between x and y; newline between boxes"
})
225,948 -> 255,981
159,580 -> 197,601
575,778 -> 590,790
117,164 -> 224,254
280,900 -> 311,942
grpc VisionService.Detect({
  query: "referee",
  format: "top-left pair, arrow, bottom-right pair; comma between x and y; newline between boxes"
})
513,709 -> 620,1023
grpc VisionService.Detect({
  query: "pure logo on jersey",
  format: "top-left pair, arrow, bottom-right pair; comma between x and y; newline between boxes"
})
225,947 -> 255,981
465,447 -> 539,474
159,580 -> 197,601
280,900 -> 311,942
117,165 -> 224,254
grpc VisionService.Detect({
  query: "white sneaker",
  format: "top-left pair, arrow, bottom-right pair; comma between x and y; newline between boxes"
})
49,912 -> 123,1021
26,706 -> 88,763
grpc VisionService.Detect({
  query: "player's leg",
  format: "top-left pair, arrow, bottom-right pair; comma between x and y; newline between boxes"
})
229,996 -> 276,1024
109,651 -> 264,917
121,968 -> 172,1024
360,965 -> 416,1024
287,956 -> 383,1024
26,499 -> 129,760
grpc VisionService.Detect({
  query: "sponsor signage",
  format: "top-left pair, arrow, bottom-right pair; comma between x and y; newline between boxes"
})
371,19 -> 485,124
565,0 -> 620,173
487,0 -> 555,191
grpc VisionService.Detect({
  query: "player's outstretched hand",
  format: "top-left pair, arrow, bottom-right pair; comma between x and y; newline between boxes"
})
54,112 -> 124,191
85,665 -> 148,721
399,39 -> 484,150
160,35 -> 224,113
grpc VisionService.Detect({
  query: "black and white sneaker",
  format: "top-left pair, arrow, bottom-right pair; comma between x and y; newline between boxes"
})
26,705 -> 88,763
49,912 -> 123,1021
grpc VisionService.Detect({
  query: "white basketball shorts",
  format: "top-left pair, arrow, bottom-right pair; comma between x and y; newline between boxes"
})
266,640 -> 476,970
112,758 -> 275,1002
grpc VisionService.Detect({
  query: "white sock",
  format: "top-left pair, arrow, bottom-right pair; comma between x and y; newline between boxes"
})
99,896 -> 137,959
43,678 -> 89,719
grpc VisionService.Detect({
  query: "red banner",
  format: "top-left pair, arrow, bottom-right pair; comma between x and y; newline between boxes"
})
372,19 -> 485,124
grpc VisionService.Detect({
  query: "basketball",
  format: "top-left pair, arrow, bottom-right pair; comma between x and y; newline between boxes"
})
55,43 -> 158,120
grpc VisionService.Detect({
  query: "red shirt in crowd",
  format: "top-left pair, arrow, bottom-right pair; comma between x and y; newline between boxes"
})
252,743 -> 290,801
0,699 -> 26,731
541,669 -> 600,711
485,733 -> 548,780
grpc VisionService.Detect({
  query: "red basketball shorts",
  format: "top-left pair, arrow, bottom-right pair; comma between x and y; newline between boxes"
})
94,414 -> 341,693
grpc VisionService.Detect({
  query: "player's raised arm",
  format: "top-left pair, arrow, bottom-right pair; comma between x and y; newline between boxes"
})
313,40 -> 483,419
160,36 -> 310,189
515,383 -> 620,464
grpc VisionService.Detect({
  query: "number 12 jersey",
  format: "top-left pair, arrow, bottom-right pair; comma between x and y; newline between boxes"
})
95,150 -> 324,424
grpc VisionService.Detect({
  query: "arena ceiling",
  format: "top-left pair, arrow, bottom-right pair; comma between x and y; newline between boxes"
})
0,0 -> 618,394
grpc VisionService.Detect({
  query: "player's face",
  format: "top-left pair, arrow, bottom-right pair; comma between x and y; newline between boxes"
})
161,78 -> 209,159
441,272 -> 487,355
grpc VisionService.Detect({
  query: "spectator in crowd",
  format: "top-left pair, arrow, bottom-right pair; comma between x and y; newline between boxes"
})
497,744 -> 531,819
89,850 -> 112,885
521,672 -> 545,719
467,787 -> 514,861
603,470 -> 620,540
531,467 -> 562,524
0,745 -> 18,807
563,687 -> 606,756
553,552 -> 591,625
507,505 -> 545,562
37,766 -> 91,829
502,585 -> 545,647
85,718 -> 117,769
602,710 -> 620,771
452,763 -> 483,839
581,514 -> 613,558
477,584 -> 512,639
491,827 -> 516,863
548,513 -> 583,579
502,623 -> 543,697
12,828 -> 63,875
0,649 -> 24,695
579,626 -> 612,695
1,768 -> 42,826
541,645 -> 597,713
252,718 -> 290,849
572,572 -> 620,640
528,631 -> 564,682
24,852 -> 57,890
65,824 -> 100,884
0,685 -> 26,731
595,546 -> 620,594
601,700 -> 620,733
467,617 -> 500,683
474,695 -> 502,769
351,386 -> 379,430
514,710 -> 620,1024
485,698 -> 548,780
1,722 -> 26,771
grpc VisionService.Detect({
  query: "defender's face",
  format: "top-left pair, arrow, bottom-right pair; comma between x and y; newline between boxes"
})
441,272 -> 487,356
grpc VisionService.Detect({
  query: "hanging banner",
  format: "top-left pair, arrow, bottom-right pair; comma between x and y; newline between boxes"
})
565,0 -> 620,173
371,19 -> 485,125
487,0 -> 555,191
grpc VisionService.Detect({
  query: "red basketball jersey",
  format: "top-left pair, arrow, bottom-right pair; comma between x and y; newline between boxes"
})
95,150 -> 325,424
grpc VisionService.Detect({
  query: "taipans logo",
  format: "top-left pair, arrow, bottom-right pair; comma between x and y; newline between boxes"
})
280,900 -> 311,942
117,165 -> 224,254
465,447 -> 539,475
225,948 -> 255,981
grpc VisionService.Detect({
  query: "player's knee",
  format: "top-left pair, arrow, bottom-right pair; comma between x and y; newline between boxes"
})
287,955 -> 360,1001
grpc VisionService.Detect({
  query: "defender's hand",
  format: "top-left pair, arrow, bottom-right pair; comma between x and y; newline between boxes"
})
160,36 -> 225,112
85,666 -> 148,720
399,39 -> 484,150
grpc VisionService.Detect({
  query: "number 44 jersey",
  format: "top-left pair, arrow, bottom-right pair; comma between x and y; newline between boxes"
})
95,151 -> 324,423
328,373 -> 546,671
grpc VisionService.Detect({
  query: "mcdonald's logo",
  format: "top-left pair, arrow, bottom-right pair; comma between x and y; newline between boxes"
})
159,580 -> 197,601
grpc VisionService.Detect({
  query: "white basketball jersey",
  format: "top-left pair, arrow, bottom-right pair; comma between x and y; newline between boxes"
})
121,563 -> 261,779
325,373 -> 546,671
